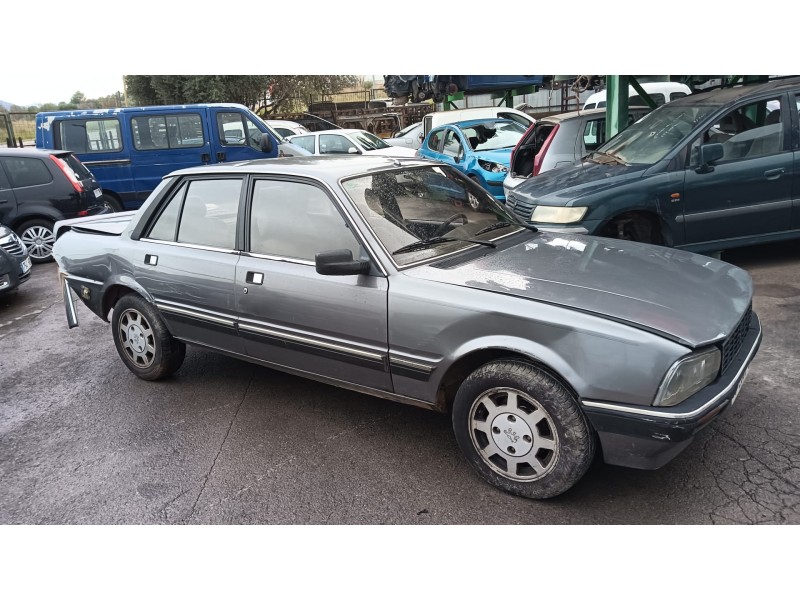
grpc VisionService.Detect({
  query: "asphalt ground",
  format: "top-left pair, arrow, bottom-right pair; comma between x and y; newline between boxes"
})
1,242 -> 799,528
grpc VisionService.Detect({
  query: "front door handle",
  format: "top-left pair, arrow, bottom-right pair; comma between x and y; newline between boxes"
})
764,168 -> 785,180
201,153 -> 211,164
246,271 -> 264,285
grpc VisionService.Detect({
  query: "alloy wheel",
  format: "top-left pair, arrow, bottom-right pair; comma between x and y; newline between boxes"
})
118,308 -> 156,368
20,225 -> 55,260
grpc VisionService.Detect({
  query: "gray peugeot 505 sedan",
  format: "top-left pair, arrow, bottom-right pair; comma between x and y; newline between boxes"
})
52,156 -> 761,499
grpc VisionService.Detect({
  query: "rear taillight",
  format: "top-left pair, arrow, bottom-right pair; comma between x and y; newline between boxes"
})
532,124 -> 559,177
49,155 -> 83,193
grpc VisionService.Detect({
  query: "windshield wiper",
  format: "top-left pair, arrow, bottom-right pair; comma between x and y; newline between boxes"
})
475,221 -> 538,235
392,236 -> 497,256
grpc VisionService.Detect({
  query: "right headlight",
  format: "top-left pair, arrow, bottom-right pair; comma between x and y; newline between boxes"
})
654,348 -> 721,407
530,206 -> 588,224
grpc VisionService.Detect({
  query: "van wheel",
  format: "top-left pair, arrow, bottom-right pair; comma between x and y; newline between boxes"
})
101,194 -> 123,212
602,214 -> 663,245
452,360 -> 595,499
16,219 -> 55,264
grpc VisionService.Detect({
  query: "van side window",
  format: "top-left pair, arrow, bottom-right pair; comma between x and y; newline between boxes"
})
132,114 -> 204,151
56,119 -> 122,153
217,113 -> 262,150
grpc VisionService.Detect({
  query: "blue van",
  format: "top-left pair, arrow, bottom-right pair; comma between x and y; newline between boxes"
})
35,103 -> 308,211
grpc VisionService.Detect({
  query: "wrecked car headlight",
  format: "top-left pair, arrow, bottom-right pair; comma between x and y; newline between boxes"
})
478,159 -> 507,173
654,348 -> 721,407
530,206 -> 588,224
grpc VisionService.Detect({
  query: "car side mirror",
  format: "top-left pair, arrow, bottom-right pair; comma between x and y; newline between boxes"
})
696,143 -> 723,173
348,147 -> 361,154
260,133 -> 274,153
315,249 -> 370,276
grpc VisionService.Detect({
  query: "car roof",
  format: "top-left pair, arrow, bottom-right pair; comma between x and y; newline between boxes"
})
167,155 -> 434,179
433,118 -> 519,131
297,129 -> 371,136
662,76 -> 800,108
0,148 -> 69,158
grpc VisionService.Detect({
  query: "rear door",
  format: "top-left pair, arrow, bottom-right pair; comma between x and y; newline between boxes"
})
54,116 -> 136,206
681,94 -> 793,246
792,92 -> 800,230
135,175 -> 244,354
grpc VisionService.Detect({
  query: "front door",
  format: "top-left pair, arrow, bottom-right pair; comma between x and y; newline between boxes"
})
209,108 -> 273,163
681,94 -> 793,247
235,177 -> 391,391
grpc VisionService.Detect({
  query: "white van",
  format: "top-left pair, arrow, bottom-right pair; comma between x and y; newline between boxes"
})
582,81 -> 691,110
422,106 -> 534,136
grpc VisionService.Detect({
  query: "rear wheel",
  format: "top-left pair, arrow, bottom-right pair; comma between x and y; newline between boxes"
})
101,194 -> 123,212
452,360 -> 595,499
111,294 -> 185,381
16,219 -> 55,264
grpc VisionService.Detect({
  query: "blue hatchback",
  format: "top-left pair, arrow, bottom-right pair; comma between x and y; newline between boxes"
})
416,118 -> 527,203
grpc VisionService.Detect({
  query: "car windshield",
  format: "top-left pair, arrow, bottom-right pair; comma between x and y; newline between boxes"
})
350,131 -> 391,151
457,120 -> 527,151
397,123 -> 421,137
592,104 -> 719,165
341,165 -> 528,266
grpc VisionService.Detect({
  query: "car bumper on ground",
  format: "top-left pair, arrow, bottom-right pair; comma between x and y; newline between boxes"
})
581,312 -> 762,470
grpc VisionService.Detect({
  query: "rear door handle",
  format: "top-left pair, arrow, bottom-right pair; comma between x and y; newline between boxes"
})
764,168 -> 785,180
144,254 -> 158,266
201,153 -> 211,164
216,151 -> 226,162
245,272 -> 264,285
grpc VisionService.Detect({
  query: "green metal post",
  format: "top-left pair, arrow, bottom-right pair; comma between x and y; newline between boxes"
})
606,76 -> 629,138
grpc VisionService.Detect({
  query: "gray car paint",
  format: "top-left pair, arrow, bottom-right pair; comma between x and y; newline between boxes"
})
53,156 -> 755,416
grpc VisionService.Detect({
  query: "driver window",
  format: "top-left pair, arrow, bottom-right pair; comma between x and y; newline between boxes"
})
249,179 -> 360,261
442,130 -> 462,158
427,130 -> 443,152
320,134 -> 357,155
689,97 -> 784,167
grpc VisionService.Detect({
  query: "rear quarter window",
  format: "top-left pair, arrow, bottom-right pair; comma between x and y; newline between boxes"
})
0,157 -> 53,188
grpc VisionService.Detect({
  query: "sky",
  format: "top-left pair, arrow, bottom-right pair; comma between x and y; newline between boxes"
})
3,2 -> 787,107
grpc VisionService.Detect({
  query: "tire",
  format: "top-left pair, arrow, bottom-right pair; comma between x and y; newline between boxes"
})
452,360 -> 595,499
101,194 -> 123,213
16,219 -> 55,264
111,294 -> 186,381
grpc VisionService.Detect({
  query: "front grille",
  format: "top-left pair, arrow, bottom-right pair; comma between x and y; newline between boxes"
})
18,269 -> 30,283
719,304 -> 752,374
1,236 -> 25,257
506,192 -> 536,221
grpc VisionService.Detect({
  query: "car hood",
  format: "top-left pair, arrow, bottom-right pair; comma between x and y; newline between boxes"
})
367,146 -> 418,157
512,159 -> 649,204
473,147 -> 513,165
410,232 -> 752,348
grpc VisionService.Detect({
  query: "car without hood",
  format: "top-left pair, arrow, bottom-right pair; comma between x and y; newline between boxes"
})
53,155 -> 761,499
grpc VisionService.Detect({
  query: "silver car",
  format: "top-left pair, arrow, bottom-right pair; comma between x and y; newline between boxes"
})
52,156 -> 761,499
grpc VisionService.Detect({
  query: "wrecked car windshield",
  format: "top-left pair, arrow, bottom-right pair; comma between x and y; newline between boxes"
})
341,165 -> 525,266
594,105 -> 718,165
352,131 -> 391,150
458,120 -> 527,151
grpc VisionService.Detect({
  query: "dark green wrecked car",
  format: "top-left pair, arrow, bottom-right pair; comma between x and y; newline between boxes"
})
506,77 -> 800,254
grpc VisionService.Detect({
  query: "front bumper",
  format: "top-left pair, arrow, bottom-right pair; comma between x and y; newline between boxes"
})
581,312 -> 762,470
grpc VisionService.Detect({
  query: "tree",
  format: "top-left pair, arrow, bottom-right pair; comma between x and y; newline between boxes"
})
123,75 -> 359,113
70,91 -> 86,105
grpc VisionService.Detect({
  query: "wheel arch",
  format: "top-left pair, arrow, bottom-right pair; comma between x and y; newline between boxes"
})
100,277 -> 156,322
596,208 -> 672,246
436,346 -> 580,414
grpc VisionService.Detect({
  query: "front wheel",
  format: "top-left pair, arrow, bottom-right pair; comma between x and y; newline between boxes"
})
111,294 -> 186,381
452,360 -> 595,499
